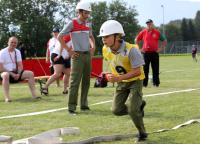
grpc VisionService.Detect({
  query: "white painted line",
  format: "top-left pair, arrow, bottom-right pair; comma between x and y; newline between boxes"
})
163,70 -> 184,73
144,88 -> 199,97
91,100 -> 112,106
0,108 -> 67,119
0,88 -> 199,120
161,68 -> 200,73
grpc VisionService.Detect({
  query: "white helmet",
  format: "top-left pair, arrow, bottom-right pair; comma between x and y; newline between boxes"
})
76,1 -> 92,12
99,20 -> 125,37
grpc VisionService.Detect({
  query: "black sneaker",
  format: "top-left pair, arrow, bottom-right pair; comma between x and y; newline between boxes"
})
81,106 -> 90,111
141,100 -> 146,117
68,110 -> 77,115
135,132 -> 148,142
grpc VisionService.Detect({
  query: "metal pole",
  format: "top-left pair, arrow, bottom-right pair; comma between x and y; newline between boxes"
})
161,5 -> 165,34
161,5 -> 165,54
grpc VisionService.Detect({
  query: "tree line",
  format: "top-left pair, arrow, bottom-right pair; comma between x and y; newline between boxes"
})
0,0 -> 199,57
165,11 -> 200,42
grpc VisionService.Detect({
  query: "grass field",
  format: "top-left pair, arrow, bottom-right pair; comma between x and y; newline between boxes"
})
0,55 -> 200,144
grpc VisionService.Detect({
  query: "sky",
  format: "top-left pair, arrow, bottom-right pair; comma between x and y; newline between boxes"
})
84,0 -> 200,26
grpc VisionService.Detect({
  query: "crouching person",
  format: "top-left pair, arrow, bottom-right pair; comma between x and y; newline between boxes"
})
99,20 -> 147,142
0,36 -> 41,102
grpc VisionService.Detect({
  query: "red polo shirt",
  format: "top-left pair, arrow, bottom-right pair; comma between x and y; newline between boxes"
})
136,28 -> 165,52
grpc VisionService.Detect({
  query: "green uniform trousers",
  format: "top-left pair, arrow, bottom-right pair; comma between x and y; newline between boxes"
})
68,52 -> 91,111
112,80 -> 146,133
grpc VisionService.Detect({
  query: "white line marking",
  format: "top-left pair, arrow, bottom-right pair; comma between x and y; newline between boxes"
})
161,68 -> 200,73
144,88 -> 199,97
0,88 -> 199,120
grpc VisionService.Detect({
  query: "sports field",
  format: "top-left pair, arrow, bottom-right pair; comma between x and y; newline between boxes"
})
0,55 -> 200,144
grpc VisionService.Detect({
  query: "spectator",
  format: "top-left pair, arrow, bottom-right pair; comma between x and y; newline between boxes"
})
99,20 -> 147,142
46,28 -> 61,87
0,36 -> 41,102
41,34 -> 72,95
135,19 -> 167,87
58,1 -> 95,115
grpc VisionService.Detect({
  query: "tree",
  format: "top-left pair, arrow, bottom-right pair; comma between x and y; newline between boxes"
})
165,23 -> 182,41
181,18 -> 190,41
194,10 -> 200,40
109,0 -> 139,42
0,0 -> 61,56
91,2 -> 109,54
188,19 -> 197,41
91,0 -> 140,54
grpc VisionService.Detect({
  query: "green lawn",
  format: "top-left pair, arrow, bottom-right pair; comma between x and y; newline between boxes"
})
0,55 -> 200,144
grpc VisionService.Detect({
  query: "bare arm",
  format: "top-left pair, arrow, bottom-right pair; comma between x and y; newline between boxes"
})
157,40 -> 167,53
134,37 -> 140,45
17,61 -> 23,72
57,35 -> 67,55
45,47 -> 50,62
89,34 -> 96,56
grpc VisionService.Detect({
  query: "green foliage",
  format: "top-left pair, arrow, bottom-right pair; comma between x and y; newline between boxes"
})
188,19 -> 197,41
0,0 -> 60,56
91,0 -> 140,55
165,23 -> 182,41
181,18 -> 189,41
91,2 -> 109,55
165,10 -> 200,42
194,10 -> 200,40
109,0 -> 139,42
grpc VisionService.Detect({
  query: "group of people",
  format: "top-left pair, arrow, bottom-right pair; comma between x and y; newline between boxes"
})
0,1 -> 171,142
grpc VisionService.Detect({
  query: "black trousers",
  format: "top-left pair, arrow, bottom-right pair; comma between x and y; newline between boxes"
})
143,52 -> 160,86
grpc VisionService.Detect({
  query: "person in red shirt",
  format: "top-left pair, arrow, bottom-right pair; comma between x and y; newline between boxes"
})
135,19 -> 167,87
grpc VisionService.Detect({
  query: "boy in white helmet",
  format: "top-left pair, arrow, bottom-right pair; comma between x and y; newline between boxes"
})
99,20 -> 147,142
58,1 -> 95,114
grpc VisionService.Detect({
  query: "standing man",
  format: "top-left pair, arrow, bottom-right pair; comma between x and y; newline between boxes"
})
0,36 -> 41,102
58,1 -> 95,114
46,28 -> 61,87
99,20 -> 147,142
135,19 -> 167,87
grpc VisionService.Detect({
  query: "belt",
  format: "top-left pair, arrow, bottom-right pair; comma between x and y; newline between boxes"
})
143,51 -> 157,54
75,51 -> 90,54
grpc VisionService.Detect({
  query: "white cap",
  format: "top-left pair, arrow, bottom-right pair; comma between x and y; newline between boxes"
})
76,1 -> 91,12
99,20 -> 125,37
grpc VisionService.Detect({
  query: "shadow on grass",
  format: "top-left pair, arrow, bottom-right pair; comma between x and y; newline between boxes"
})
146,134 -> 182,144
77,108 -> 113,116
145,111 -> 184,120
14,97 -> 61,103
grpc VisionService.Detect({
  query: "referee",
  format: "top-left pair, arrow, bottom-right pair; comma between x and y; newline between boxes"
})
135,19 -> 167,87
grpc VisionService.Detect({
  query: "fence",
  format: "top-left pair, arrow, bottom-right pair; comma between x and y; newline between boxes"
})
162,41 -> 200,54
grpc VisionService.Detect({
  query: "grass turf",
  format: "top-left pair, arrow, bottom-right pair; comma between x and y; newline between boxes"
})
0,55 -> 199,143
